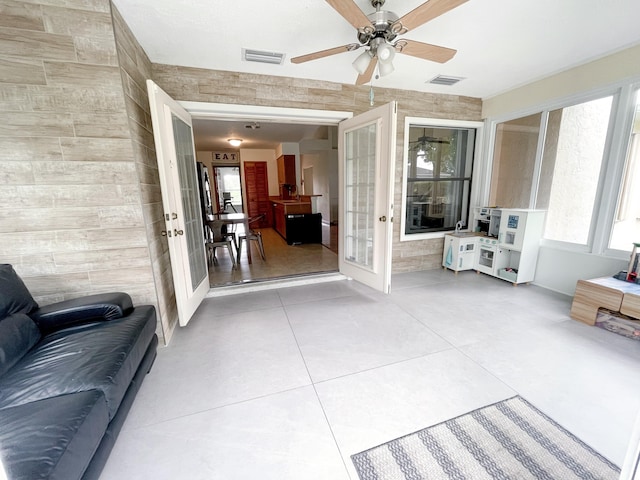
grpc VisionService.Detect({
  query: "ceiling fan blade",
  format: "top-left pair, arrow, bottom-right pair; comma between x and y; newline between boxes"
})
355,57 -> 378,85
325,0 -> 372,30
397,0 -> 468,32
396,39 -> 457,63
291,44 -> 360,64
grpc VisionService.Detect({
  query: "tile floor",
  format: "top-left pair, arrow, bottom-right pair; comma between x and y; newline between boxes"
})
100,270 -> 640,480
209,226 -> 338,287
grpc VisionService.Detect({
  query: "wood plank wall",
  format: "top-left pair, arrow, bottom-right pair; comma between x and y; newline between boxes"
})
0,0 -> 174,344
111,5 -> 177,342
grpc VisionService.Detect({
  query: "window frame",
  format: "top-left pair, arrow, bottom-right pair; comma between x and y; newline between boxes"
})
484,81 -> 640,259
400,117 -> 484,241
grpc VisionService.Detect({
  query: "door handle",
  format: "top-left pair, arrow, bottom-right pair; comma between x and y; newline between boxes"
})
379,215 -> 387,222
174,229 -> 184,236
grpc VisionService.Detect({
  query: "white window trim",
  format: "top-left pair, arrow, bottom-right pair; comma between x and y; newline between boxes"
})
485,80 -> 640,259
400,117 -> 485,242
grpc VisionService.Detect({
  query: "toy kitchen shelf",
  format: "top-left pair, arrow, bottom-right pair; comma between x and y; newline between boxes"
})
442,208 -> 546,285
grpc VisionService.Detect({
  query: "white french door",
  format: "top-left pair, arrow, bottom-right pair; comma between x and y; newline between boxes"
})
147,80 -> 209,326
338,101 -> 397,293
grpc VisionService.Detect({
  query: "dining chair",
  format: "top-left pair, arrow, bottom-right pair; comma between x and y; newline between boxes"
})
206,220 -> 237,269
222,192 -> 237,213
237,215 -> 266,263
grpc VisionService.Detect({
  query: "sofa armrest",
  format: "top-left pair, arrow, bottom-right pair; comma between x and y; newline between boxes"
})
30,292 -> 134,333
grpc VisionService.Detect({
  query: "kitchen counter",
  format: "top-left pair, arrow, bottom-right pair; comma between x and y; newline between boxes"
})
270,198 -> 312,215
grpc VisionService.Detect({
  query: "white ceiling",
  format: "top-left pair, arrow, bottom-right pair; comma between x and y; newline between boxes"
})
192,119 -> 328,151
112,0 -> 640,150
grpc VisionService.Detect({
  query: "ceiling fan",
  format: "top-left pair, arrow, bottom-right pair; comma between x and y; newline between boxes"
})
410,129 -> 451,155
291,0 -> 468,85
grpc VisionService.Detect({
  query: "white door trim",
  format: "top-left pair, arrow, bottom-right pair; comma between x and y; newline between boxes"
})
180,101 -> 352,125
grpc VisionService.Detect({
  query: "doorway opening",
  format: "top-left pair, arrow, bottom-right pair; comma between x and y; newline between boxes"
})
188,104 -> 348,288
213,166 -> 242,213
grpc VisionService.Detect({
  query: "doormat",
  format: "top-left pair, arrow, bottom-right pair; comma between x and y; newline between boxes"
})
351,396 -> 619,480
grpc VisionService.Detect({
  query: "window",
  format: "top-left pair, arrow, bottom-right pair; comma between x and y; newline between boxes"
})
610,89 -> 640,251
535,96 -> 613,244
488,87 -> 640,256
490,113 -> 542,208
402,120 -> 478,238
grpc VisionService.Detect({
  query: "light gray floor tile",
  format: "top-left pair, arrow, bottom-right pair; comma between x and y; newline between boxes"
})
196,289 -> 283,318
460,318 -> 640,465
389,268 -> 458,291
101,386 -> 350,480
286,295 -> 453,382
102,271 -> 640,479
276,278 -> 357,306
315,349 -> 516,479
122,307 -> 311,429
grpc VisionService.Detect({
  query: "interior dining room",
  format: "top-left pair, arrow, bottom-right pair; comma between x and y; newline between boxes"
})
193,119 -> 340,287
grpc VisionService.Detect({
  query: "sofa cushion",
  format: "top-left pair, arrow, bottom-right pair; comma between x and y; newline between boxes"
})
0,305 -> 156,419
0,313 -> 41,376
30,292 -> 134,334
0,390 -> 109,480
0,264 -> 38,319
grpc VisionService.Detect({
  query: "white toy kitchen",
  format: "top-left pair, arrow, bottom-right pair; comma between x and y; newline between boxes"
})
442,208 -> 545,284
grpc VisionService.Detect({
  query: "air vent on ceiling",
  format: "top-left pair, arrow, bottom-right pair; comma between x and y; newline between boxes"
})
427,75 -> 465,86
242,48 -> 285,65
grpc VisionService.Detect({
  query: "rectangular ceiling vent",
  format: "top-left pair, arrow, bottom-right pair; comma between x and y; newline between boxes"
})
242,48 -> 285,65
427,75 -> 465,86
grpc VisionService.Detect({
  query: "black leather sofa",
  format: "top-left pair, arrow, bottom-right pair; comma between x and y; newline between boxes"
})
0,264 -> 158,480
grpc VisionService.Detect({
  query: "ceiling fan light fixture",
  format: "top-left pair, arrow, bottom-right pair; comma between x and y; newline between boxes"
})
352,50 -> 373,75
377,42 -> 396,64
228,138 -> 243,147
378,59 -> 395,77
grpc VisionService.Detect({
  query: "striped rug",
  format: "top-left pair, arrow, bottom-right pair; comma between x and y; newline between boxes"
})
351,396 -> 620,480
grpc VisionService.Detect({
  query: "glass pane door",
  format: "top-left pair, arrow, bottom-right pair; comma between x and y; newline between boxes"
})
147,79 -> 209,327
338,101 -> 396,293
171,114 -> 207,290
344,123 -> 376,270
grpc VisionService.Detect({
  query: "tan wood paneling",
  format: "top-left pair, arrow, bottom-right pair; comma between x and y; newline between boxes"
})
0,0 -> 45,30
60,137 -> 135,161
1,112 -> 74,136
43,61 -> 121,87
73,35 -> 118,65
41,5 -> 113,37
0,56 -> 46,84
0,27 -> 76,60
0,161 -> 34,184
72,112 -> 130,138
0,207 -> 100,232
0,137 -> 63,161
32,160 -> 137,184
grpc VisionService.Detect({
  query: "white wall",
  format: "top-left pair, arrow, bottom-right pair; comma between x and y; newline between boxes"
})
536,247 -> 628,295
483,44 -> 640,118
300,152 -> 331,223
483,44 -> 640,295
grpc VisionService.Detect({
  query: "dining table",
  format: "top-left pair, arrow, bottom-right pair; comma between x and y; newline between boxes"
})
207,213 -> 252,263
